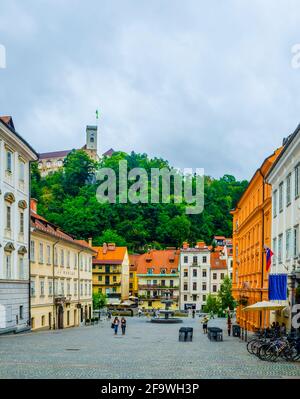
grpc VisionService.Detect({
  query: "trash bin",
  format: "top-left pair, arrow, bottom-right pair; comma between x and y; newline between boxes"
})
232,325 -> 241,337
179,327 -> 193,342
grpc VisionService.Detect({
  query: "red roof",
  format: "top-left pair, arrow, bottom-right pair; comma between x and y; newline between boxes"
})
136,249 -> 180,274
39,150 -> 72,159
31,211 -> 95,252
210,252 -> 227,270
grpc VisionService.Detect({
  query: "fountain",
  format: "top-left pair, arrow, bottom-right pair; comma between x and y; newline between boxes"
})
150,290 -> 183,324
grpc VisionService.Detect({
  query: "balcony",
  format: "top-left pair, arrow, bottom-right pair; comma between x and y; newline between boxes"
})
139,295 -> 179,301
95,269 -> 122,274
97,282 -> 121,287
138,284 -> 179,290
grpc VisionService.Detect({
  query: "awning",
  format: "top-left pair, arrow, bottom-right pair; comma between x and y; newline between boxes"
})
243,301 -> 286,311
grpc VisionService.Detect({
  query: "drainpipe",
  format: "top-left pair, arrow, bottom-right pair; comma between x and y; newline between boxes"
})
259,169 -> 266,330
28,161 -> 33,331
52,240 -> 60,329
78,249 -> 84,326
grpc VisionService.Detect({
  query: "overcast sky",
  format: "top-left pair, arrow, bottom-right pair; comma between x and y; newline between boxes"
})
1,0 -> 300,180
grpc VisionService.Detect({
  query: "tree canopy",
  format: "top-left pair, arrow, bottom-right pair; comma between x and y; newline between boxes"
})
31,150 -> 248,252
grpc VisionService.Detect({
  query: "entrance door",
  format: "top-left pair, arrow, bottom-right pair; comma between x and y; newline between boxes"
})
58,306 -> 64,329
48,312 -> 52,329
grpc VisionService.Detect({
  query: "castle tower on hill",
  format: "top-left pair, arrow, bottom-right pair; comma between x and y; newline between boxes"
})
38,124 -> 115,177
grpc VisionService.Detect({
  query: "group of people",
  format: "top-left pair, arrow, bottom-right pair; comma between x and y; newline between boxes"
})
111,316 -> 127,335
267,321 -> 286,336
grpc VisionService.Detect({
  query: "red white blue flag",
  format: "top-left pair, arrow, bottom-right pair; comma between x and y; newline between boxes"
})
265,247 -> 274,272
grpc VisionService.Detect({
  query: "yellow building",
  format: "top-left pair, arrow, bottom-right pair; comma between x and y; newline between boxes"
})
30,200 -> 95,331
92,243 -> 129,304
129,254 -> 139,298
231,148 -> 282,331
137,249 -> 180,310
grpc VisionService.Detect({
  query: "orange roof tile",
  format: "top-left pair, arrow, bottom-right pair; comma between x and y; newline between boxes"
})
136,249 -> 180,274
210,252 -> 227,270
92,245 -> 127,264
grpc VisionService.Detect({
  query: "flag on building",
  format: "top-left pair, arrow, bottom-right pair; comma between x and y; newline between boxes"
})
268,274 -> 288,300
265,247 -> 274,272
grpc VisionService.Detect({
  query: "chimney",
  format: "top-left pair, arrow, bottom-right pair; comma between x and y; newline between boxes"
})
108,243 -> 116,251
30,198 -> 38,214
182,242 -> 189,249
103,242 -> 107,254
196,241 -> 205,248
88,237 -> 93,247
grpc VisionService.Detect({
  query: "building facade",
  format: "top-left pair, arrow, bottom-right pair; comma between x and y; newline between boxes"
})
231,148 -> 282,331
0,116 -> 38,334
129,254 -> 139,298
210,252 -> 227,294
180,242 -> 211,311
137,249 -> 180,310
92,243 -> 129,304
30,200 -> 95,331
266,126 -> 300,329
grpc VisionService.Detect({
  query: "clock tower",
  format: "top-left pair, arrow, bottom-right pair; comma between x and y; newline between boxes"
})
85,125 -> 98,160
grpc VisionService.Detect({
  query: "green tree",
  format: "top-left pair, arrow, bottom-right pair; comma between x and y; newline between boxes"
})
94,229 -> 127,246
93,292 -> 107,310
204,294 -> 221,314
218,276 -> 236,310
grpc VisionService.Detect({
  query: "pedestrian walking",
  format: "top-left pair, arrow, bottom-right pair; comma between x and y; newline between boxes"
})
121,317 -> 127,335
192,309 -> 196,319
107,310 -> 112,320
227,315 -> 232,336
112,317 -> 120,335
138,308 -> 142,317
201,316 -> 208,334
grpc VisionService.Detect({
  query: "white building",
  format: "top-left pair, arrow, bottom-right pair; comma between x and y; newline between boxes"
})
0,116 -> 38,334
266,125 -> 300,329
180,242 -> 211,311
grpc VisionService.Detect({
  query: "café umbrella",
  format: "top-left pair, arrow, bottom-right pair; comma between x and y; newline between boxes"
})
243,301 -> 286,330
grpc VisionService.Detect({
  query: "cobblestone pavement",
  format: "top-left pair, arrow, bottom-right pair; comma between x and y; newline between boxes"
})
0,316 -> 299,379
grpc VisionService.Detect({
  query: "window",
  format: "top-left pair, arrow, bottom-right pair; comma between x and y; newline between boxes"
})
295,164 -> 300,198
46,245 -> 51,264
202,283 -> 206,291
19,306 -> 24,320
221,273 -> 225,280
19,257 -> 24,279
20,212 -> 24,234
213,285 -> 217,293
170,280 -> 174,287
54,248 -> 58,266
67,251 -> 70,268
147,268 -> 153,274
192,294 -> 197,301
31,280 -> 36,297
6,151 -> 12,172
183,269 -> 188,277
286,229 -> 292,259
113,276 -> 117,282
203,295 -> 206,301
272,238 -> 277,265
273,190 -> 277,217
98,275 -> 102,281
60,281 -> 64,295
74,253 -> 77,269
30,240 -> 35,261
202,269 -> 207,277
161,268 -> 166,274
279,182 -> 283,212
5,255 -> 12,279
184,295 -> 187,301
19,161 -> 25,182
183,283 -> 188,291
203,256 -> 207,263
193,282 -> 197,291
193,256 -> 198,265
193,269 -> 197,277
6,206 -> 11,229
41,315 -> 45,326
294,225 -> 299,258
39,243 -> 44,263
130,273 -> 133,279
213,273 -> 217,280
61,249 -> 64,266
40,280 -> 45,296
74,281 -> 78,296
48,280 -> 53,296
286,174 -> 291,206
80,282 -> 83,296
278,234 -> 283,263
54,280 -> 58,296
85,283 -> 87,296
67,281 -> 71,295
184,256 -> 188,263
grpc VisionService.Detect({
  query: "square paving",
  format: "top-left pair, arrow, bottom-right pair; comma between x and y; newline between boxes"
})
0,317 -> 299,379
